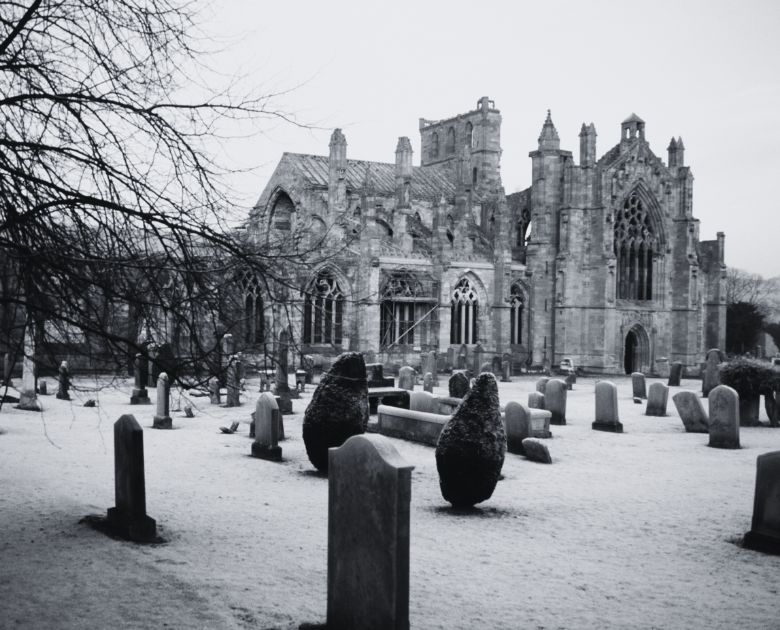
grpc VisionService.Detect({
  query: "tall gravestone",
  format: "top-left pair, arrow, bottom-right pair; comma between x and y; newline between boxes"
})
130,353 -> 151,405
448,372 -> 469,399
504,401 -> 531,454
743,450 -> 780,555
421,351 -> 438,386
18,325 -> 40,411
501,359 -> 511,383
672,391 -> 709,433
668,362 -> 683,387
251,393 -> 282,461
645,382 -> 669,416
631,372 -> 647,399
702,348 -> 722,398
593,381 -> 623,432
106,414 -> 157,542
209,376 -> 221,404
423,372 -> 433,393
55,360 -> 71,402
225,355 -> 241,407
327,435 -> 413,630
398,366 -> 415,391
565,373 -> 575,391
491,355 -> 502,379
152,372 -> 172,429
457,344 -> 467,370
2,352 -> 11,386
544,379 -> 567,425
708,384 -> 740,449
275,330 -> 293,413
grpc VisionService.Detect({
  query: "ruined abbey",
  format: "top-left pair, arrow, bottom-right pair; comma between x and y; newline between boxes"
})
249,97 -> 726,375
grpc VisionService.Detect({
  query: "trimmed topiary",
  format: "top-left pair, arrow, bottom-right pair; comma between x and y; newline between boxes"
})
436,372 -> 506,507
448,372 -> 469,398
719,357 -> 777,426
302,352 -> 369,472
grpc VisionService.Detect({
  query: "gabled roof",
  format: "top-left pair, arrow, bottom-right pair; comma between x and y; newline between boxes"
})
281,153 -> 457,201
622,113 -> 645,124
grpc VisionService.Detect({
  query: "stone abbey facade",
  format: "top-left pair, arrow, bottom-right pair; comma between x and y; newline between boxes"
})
249,97 -> 726,375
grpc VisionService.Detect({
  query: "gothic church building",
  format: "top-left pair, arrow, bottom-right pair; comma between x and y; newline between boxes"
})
249,97 -> 726,375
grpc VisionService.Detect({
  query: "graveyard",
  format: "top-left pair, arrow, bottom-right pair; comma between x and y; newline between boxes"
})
1,367 -> 778,630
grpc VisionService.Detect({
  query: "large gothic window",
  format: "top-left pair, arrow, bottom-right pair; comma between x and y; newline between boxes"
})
510,284 -> 524,345
614,192 -> 657,300
271,192 -> 294,231
241,272 -> 265,345
303,271 -> 344,345
450,277 -> 479,344
379,271 -> 437,348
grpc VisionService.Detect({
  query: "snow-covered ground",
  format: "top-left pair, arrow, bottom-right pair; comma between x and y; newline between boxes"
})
0,373 -> 778,630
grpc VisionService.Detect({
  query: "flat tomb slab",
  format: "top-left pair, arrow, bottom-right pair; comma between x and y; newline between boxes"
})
377,404 -> 451,446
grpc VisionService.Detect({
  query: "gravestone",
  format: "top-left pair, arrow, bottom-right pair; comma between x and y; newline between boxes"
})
593,380 -> 623,432
708,384 -> 740,449
18,328 -> 39,411
535,377 -> 549,393
471,343 -> 486,376
251,393 -> 282,461
295,369 -> 307,393
631,372 -> 647,399
208,376 -> 221,405
565,373 -> 575,391
55,360 -> 71,402
457,344 -> 468,370
2,352 -> 11,386
672,391 -> 709,433
528,391 -> 545,409
501,359 -> 511,383
529,409 -> 552,438
448,372 -> 469,399
225,355 -> 241,407
327,434 -> 413,630
152,372 -> 172,429
409,391 -> 438,414
303,354 -> 315,384
544,379 -> 567,425
130,353 -> 151,405
37,380 -> 47,395
504,401 -> 531,454
398,366 -> 415,391
423,372 -> 433,393
275,330 -> 293,413
366,363 -> 394,388
521,438 -> 552,464
645,382 -> 669,416
668,362 -> 683,387
702,348 -> 723,398
743,450 -> 780,555
421,351 -> 438,386
491,355 -> 502,378
221,333 -> 234,357
183,405 -> 194,418
106,414 -> 157,542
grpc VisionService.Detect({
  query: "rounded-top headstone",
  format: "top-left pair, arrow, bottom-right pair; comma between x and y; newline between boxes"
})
448,372 -> 469,399
702,348 -> 723,398
544,379 -> 567,425
423,372 -> 434,393
435,373 -> 506,507
398,366 -> 415,391
303,352 -> 369,472
535,377 -> 549,393
504,401 -> 531,454
593,380 -> 623,432
631,372 -> 647,399
708,384 -> 740,449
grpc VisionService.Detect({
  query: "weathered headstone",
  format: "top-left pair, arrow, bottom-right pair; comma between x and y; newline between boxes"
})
521,438 -> 552,464
2,352 -> 11,386
528,391 -> 545,409
593,380 -> 623,432
303,352 -> 369,472
743,450 -> 780,555
436,373 -> 506,507
423,372 -> 433,393
221,332 -> 234,357
327,435 -> 413,630
366,362 -> 394,388
130,353 -> 151,405
152,372 -> 172,429
702,348 -> 722,398
106,414 -> 157,542
457,344 -> 468,370
529,409 -> 552,438
491,355 -> 502,378
672,391 -> 709,433
501,359 -> 511,383
668,362 -> 683,387
276,330 -> 294,413
225,355 -> 241,407
645,382 -> 669,416
631,372 -> 647,399
565,373 -> 575,391
504,401 -> 531,454
471,343 -> 486,376
251,393 -> 282,461
295,369 -> 307,393
448,371 -> 469,398
17,325 -> 40,411
208,376 -> 221,404
708,384 -> 740,449
37,380 -> 47,395
544,378 -> 567,425
535,377 -> 549,393
421,351 -> 438,386
398,366 -> 415,391
55,360 -> 71,402
409,391 -> 438,414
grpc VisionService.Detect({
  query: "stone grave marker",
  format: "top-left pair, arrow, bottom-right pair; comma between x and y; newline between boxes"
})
421,351 -> 438,386
106,414 -> 157,542
521,438 -> 552,464
708,384 -> 740,449
457,344 -> 468,370
702,348 -> 723,398
251,393 -> 282,461
152,372 -> 172,429
409,391 -> 437,414
593,380 -> 623,432
668,362 -> 683,387
501,359 -> 511,383
448,372 -> 469,398
565,373 -> 575,391
327,434 -> 413,630
209,376 -> 221,404
422,372 -> 433,393
535,377 -> 549,393
221,332 -> 234,357
275,329 -> 294,413
528,391 -> 545,409
491,355 -> 502,378
18,337 -> 39,411
130,353 -> 151,405
55,360 -> 70,402
398,366 -> 415,391
631,372 -> 647,399
504,401 -> 531,454
225,355 -> 241,407
645,382 -> 669,416
743,450 -> 780,555
2,352 -> 10,386
37,380 -> 47,395
672,391 -> 709,433
544,378 -> 567,425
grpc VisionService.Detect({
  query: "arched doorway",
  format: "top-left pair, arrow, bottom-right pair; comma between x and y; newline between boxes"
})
624,325 -> 650,374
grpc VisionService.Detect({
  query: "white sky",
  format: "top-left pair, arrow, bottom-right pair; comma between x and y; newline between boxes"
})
198,0 -> 780,277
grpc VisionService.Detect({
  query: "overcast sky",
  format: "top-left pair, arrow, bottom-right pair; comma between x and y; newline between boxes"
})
200,0 -> 780,277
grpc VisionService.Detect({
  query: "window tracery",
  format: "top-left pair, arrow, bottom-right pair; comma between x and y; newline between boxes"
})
450,277 -> 478,344
303,271 -> 344,345
614,192 -> 657,300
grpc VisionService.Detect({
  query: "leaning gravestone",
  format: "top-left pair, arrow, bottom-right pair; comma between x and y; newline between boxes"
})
251,393 -> 282,461
106,414 -> 157,542
593,380 -> 623,432
645,382 -> 669,416
708,384 -> 740,449
504,401 -> 531,454
528,391 -> 545,410
448,372 -> 469,399
130,353 -> 151,405
521,438 -> 552,464
631,372 -> 647,399
535,377 -> 549,393
225,355 -> 241,407
398,366 -> 415,391
743,450 -> 780,555
423,372 -> 433,393
152,372 -> 172,429
55,360 -> 71,401
208,376 -> 221,405
302,352 -> 368,472
672,391 -> 709,433
544,379 -> 567,425
702,348 -> 722,398
436,373 -> 506,507
327,435 -> 413,630
668,362 -> 683,387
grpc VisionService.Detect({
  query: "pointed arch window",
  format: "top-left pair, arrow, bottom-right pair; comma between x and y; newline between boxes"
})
446,126 -> 456,155
241,272 -> 265,345
614,192 -> 657,300
431,132 -> 439,159
380,272 -> 423,348
465,121 -> 473,148
303,271 -> 344,345
510,284 -> 525,345
270,192 -> 294,231
450,278 -> 479,344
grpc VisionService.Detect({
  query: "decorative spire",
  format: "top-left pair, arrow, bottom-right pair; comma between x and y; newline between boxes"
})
676,136 -> 685,150
667,137 -> 677,151
538,109 -> 560,151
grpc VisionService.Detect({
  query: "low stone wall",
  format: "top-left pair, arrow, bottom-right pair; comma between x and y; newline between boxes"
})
376,405 -> 451,446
